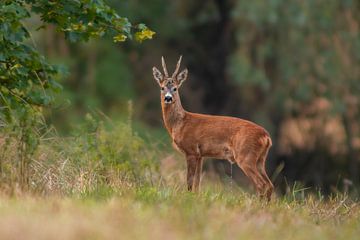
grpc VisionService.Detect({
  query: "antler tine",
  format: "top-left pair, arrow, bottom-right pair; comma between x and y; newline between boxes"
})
161,56 -> 169,77
172,55 -> 182,78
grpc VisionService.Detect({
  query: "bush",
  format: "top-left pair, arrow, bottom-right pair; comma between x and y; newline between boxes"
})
0,111 -> 161,196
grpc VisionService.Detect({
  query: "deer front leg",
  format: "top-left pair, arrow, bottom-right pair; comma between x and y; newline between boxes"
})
194,157 -> 203,191
186,155 -> 197,191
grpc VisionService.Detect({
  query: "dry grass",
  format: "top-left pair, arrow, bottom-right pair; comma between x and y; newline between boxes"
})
0,115 -> 359,239
0,186 -> 359,240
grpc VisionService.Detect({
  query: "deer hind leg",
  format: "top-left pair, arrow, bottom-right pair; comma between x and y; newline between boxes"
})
257,144 -> 274,201
236,153 -> 268,197
186,155 -> 202,192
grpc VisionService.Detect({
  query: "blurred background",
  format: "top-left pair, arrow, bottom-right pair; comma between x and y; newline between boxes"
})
29,0 -> 359,195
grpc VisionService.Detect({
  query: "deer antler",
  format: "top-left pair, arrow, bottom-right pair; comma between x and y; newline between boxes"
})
172,55 -> 182,78
161,56 -> 169,77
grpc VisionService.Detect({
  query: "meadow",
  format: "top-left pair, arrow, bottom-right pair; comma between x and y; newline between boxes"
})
0,115 -> 359,240
1,1 -> 359,239
0,186 -> 359,240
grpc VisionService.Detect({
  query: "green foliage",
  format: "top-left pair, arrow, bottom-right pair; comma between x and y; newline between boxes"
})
67,113 -> 160,187
231,0 -> 359,114
0,113 -> 160,194
0,1 -> 60,119
0,0 -> 155,190
28,0 -> 154,43
0,0 -> 154,123
94,46 -> 134,102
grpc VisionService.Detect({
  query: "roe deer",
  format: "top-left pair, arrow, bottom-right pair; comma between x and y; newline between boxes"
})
152,56 -> 274,201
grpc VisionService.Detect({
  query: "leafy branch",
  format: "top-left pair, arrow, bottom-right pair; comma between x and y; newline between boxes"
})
0,0 -> 155,122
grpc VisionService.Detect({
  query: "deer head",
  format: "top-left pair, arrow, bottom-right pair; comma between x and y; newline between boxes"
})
152,56 -> 188,104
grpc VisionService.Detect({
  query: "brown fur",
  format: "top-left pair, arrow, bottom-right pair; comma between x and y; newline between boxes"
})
153,57 -> 274,201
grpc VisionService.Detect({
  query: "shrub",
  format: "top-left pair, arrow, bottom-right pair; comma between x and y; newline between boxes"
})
0,111 -> 161,196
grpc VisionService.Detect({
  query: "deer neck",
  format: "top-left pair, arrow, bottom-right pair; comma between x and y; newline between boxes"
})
161,94 -> 185,136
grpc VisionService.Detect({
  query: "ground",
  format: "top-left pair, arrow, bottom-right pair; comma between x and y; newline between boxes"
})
0,186 -> 358,240
0,119 -> 359,240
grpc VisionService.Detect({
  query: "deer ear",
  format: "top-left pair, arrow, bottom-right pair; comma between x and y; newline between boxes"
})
152,67 -> 163,86
176,68 -> 188,87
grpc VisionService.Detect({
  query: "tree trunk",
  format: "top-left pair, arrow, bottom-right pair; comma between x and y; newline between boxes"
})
342,114 -> 359,184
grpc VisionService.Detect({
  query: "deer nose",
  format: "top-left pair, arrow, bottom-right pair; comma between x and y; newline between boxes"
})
164,92 -> 173,103
164,95 -> 173,103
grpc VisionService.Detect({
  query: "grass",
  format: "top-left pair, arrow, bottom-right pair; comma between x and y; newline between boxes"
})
0,113 -> 359,239
0,185 -> 359,240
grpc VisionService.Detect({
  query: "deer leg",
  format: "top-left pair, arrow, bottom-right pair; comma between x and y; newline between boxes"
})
241,164 -> 266,195
186,155 -> 197,191
237,154 -> 268,197
193,157 -> 203,192
257,147 -> 274,201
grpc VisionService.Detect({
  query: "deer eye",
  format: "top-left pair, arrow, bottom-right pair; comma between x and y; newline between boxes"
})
172,87 -> 177,92
161,87 -> 164,91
